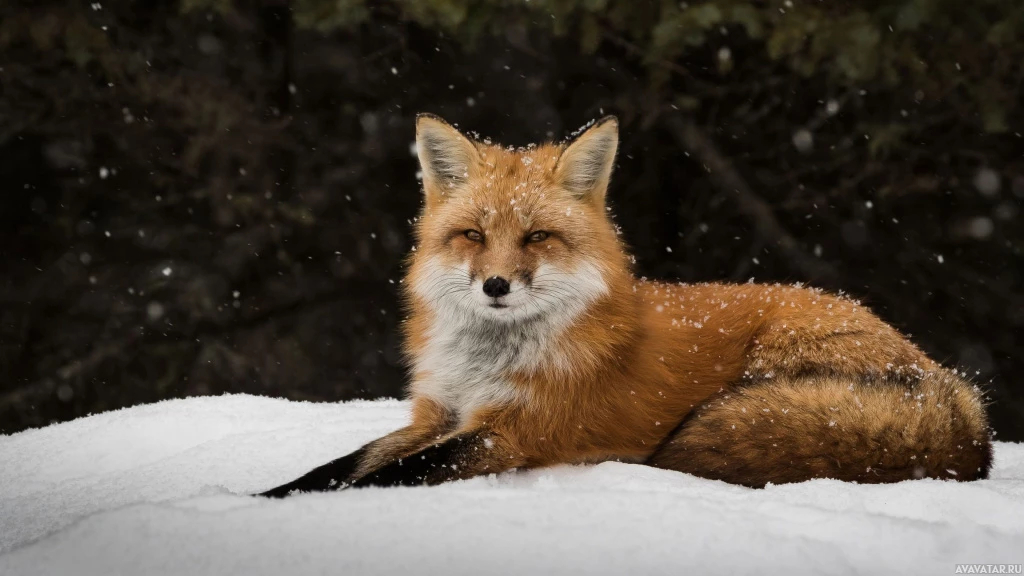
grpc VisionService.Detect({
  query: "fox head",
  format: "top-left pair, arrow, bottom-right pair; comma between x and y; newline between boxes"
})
406,114 -> 628,326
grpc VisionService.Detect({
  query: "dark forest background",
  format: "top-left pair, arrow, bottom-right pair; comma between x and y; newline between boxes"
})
2,0 -> 1022,440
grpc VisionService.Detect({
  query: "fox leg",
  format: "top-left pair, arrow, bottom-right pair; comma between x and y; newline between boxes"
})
259,426 -> 436,497
351,429 -> 525,488
259,444 -> 370,497
260,398 -> 453,497
646,372 -> 992,487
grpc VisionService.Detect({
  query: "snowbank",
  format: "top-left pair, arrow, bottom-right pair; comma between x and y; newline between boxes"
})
1,395 -> 1022,575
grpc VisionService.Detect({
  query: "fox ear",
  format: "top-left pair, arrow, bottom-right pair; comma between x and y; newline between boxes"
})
554,116 -> 618,203
416,113 -> 480,202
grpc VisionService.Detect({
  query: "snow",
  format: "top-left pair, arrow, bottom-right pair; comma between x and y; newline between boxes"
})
2,396 -> 1023,575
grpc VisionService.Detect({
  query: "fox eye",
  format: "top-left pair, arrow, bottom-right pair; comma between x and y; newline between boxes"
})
464,230 -> 484,242
526,231 -> 550,243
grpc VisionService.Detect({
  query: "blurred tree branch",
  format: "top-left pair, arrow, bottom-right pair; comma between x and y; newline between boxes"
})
664,115 -> 841,285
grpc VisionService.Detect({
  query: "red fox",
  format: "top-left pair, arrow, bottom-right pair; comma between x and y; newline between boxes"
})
262,114 -> 991,496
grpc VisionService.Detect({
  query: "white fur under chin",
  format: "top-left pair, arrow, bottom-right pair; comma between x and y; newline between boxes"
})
409,257 -> 609,424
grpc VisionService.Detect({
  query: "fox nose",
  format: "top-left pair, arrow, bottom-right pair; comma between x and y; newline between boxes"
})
482,276 -> 511,298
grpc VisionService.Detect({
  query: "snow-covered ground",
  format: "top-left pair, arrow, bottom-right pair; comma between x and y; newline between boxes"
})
1,395 -> 1022,576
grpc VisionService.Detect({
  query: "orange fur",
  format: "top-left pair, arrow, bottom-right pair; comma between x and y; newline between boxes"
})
262,115 -> 992,496
380,114 -> 992,486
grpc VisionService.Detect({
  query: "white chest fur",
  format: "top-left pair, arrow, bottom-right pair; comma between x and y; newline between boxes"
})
410,314 -> 557,425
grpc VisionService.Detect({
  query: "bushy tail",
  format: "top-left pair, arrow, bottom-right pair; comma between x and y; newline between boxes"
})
647,371 -> 993,487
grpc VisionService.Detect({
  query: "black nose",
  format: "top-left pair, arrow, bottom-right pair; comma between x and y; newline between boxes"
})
482,276 -> 511,298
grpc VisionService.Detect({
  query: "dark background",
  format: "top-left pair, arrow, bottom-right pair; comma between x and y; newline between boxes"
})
2,1 -> 1022,440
